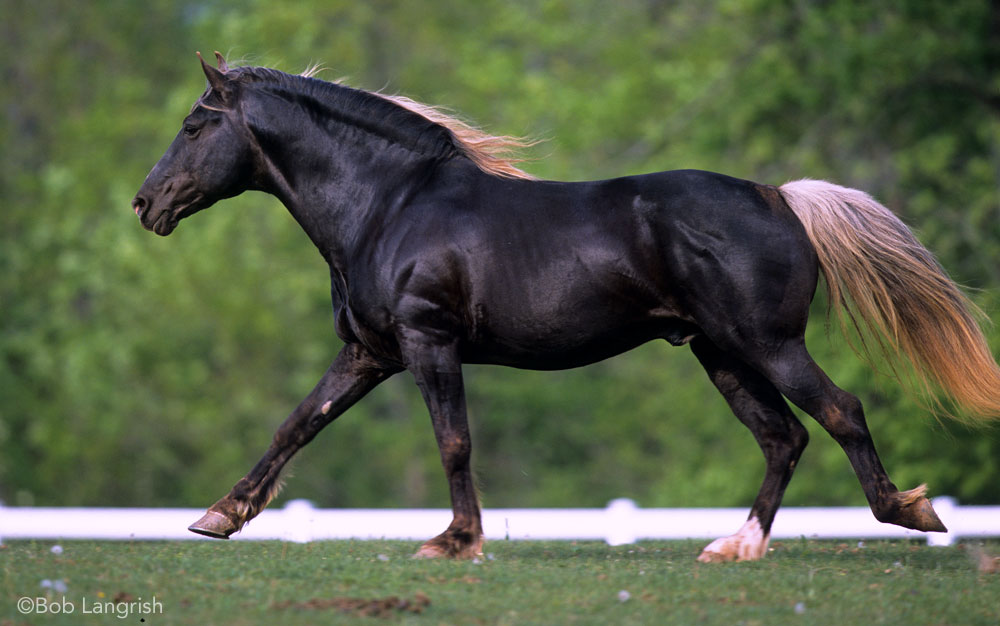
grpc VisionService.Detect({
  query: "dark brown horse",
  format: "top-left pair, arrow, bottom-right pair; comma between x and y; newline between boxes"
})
133,53 -> 1000,561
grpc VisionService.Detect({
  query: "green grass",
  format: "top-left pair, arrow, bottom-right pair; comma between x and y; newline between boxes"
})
2,538 -> 998,625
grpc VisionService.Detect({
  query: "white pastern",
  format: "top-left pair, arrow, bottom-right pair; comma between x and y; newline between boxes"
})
697,516 -> 770,563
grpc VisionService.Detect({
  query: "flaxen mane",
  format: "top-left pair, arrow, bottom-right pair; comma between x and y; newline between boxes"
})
375,93 -> 538,180
208,64 -> 538,180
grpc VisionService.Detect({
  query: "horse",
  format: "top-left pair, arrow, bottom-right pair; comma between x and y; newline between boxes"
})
132,52 -> 1000,562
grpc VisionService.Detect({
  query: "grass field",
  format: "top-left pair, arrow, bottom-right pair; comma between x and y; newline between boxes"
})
2,538 -> 998,625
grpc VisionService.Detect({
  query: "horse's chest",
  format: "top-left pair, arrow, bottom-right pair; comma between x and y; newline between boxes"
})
331,297 -> 401,361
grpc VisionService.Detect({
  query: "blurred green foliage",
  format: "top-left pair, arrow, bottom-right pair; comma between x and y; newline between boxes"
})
1,0 -> 998,511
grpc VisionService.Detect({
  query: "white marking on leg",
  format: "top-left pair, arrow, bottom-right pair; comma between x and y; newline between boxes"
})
321,400 -> 333,415
697,516 -> 771,563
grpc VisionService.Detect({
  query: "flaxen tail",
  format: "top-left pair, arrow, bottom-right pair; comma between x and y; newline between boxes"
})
778,179 -> 1000,422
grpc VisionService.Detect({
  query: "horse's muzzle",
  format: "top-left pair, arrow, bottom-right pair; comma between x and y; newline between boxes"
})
132,195 -> 181,236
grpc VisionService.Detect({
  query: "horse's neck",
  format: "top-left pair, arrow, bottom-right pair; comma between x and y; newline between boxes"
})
254,111 -> 441,267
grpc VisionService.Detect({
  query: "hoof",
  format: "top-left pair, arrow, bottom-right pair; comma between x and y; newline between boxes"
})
188,510 -> 237,539
697,517 -> 770,563
412,531 -> 483,559
412,543 -> 450,559
892,485 -> 947,533
697,546 -> 737,564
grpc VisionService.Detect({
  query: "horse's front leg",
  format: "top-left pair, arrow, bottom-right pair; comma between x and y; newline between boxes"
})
188,343 -> 398,538
403,336 -> 483,559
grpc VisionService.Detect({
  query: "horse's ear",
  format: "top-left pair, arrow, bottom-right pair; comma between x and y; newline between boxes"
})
197,51 -> 231,103
213,51 -> 229,73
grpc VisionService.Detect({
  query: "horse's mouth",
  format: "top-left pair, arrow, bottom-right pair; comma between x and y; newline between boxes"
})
150,212 -> 178,236
141,198 -> 203,236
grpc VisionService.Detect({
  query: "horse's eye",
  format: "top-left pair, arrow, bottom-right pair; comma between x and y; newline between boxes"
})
183,124 -> 200,138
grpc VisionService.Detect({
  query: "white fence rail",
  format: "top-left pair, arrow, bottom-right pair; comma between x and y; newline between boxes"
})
2,497 -> 997,546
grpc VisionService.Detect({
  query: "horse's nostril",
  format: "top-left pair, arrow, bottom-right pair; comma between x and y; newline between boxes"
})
132,196 -> 147,217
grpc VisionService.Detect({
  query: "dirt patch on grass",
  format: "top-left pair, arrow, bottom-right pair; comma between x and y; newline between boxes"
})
273,592 -> 431,617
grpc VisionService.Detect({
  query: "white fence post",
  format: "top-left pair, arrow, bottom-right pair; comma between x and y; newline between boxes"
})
605,498 -> 639,546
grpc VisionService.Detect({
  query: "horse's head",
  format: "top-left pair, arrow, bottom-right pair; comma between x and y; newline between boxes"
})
132,53 -> 256,235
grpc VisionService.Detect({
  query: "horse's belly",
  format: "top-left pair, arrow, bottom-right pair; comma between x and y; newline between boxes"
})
460,311 -> 694,370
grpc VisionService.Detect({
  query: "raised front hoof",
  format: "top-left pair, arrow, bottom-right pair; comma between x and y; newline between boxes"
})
412,530 -> 484,560
188,510 -> 237,539
886,485 -> 948,533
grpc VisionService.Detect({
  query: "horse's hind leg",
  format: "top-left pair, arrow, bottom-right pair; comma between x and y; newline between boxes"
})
690,337 -> 809,562
751,341 -> 946,533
